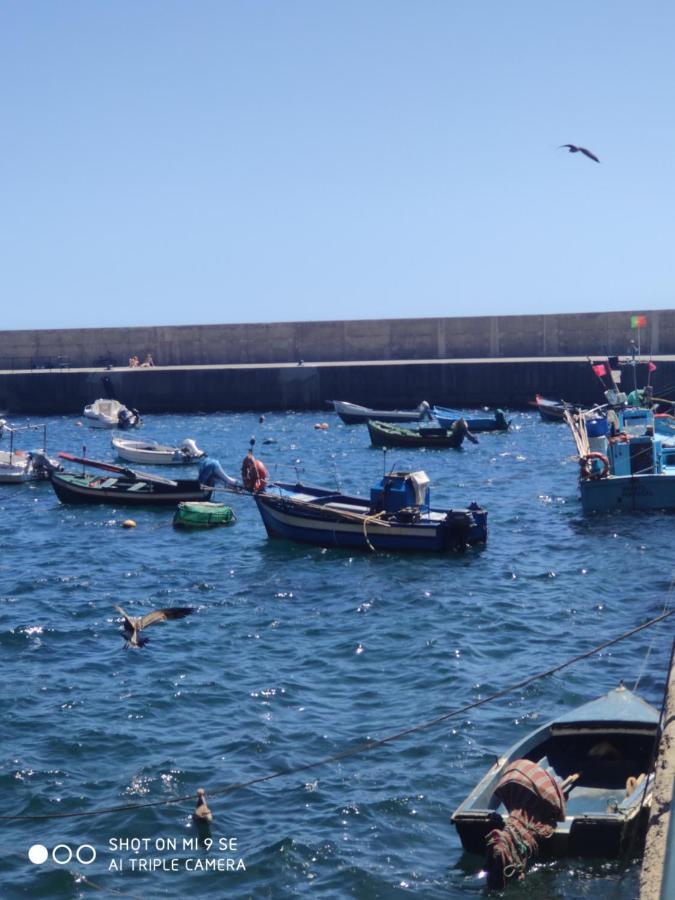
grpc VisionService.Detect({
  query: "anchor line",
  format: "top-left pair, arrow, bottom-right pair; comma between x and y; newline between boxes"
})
1,608 -> 673,823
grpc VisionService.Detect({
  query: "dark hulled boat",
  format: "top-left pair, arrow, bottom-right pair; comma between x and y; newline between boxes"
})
367,419 -> 477,449
253,470 -> 487,552
49,471 -> 213,506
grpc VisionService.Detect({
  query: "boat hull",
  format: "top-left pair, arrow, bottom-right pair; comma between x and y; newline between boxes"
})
49,472 -> 212,506
432,407 -> 509,432
367,421 -> 466,449
331,400 -> 425,425
532,395 -> 572,422
112,439 -> 201,465
580,473 -> 675,513
254,486 -> 487,552
452,687 -> 659,861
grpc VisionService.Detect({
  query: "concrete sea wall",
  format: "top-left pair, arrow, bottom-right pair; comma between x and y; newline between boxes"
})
1,357 -> 673,415
1,311 -> 672,414
0,309 -> 672,370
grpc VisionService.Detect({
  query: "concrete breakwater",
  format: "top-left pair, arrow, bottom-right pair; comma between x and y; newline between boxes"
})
0,309 -> 673,371
2,356 -> 674,415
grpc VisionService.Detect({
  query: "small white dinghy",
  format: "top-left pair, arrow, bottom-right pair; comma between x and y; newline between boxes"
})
0,420 -> 62,483
83,399 -> 141,428
112,436 -> 205,465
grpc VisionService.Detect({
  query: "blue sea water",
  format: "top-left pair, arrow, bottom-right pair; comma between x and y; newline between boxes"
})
0,410 -> 672,899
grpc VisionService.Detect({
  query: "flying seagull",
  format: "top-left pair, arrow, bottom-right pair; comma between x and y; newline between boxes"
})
559,144 -> 600,163
114,605 -> 193,648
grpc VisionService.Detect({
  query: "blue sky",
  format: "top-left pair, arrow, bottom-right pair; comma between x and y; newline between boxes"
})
2,2 -> 674,329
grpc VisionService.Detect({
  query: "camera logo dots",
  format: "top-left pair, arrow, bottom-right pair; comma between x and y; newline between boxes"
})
28,843 -> 96,865
28,845 -> 48,865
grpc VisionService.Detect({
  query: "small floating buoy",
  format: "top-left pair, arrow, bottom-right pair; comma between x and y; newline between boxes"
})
122,519 -> 137,529
314,422 -> 329,430
75,421 -> 83,427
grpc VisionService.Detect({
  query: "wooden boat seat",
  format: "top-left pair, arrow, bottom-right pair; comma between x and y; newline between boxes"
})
100,478 -> 117,488
126,482 -> 149,492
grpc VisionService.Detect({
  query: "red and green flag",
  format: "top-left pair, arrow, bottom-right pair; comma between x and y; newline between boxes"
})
631,314 -> 647,329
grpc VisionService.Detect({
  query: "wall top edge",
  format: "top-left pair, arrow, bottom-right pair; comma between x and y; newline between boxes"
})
1,309 -> 670,336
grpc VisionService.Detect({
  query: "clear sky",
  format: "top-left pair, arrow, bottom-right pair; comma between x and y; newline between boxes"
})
2,2 -> 674,329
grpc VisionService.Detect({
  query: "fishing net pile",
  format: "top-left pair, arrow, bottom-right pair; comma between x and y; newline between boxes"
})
485,758 -> 566,889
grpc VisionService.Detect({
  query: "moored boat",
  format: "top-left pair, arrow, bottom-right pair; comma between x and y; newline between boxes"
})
330,399 -> 431,425
49,471 -> 213,506
432,406 -> 510,432
50,454 -> 212,506
112,436 -> 204,465
84,398 -> 141,429
567,400 -> 675,513
0,421 -> 62,484
253,470 -> 487,552
367,418 -> 477,449
452,685 -> 659,886
531,394 -> 577,422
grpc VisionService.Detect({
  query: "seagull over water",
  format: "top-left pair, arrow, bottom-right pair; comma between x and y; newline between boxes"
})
115,605 -> 193,648
559,144 -> 600,163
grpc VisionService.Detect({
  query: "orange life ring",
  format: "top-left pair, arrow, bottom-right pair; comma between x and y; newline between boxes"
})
579,452 -> 609,480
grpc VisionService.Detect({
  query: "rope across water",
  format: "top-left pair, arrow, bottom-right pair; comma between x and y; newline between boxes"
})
1,608 -> 672,823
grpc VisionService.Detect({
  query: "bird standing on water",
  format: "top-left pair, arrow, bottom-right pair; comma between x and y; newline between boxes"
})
559,144 -> 600,163
114,605 -> 193,648
193,788 -> 213,823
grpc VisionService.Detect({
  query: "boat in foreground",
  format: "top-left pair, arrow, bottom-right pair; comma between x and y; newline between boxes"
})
112,436 -> 205,465
367,418 -> 477,449
84,398 -> 141,428
432,406 -> 510,432
253,470 -> 487,552
452,685 -> 658,883
330,399 -> 431,425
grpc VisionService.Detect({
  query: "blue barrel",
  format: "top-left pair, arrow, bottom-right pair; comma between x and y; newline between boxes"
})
586,417 -> 608,438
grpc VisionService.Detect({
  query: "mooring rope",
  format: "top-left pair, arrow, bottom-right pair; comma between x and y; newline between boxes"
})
1,608 -> 672,823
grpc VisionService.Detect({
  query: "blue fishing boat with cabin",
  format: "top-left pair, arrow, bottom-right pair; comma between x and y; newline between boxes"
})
567,394 -> 675,513
253,469 -> 487,552
452,685 -> 659,887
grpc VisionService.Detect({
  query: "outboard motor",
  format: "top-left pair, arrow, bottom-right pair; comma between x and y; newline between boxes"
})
29,452 -> 62,478
180,439 -> 204,459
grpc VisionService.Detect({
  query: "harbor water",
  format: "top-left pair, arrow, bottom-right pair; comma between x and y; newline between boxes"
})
0,410 -> 672,899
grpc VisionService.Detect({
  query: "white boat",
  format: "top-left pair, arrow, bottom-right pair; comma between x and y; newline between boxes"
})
0,420 -> 61,483
112,436 -> 205,465
83,399 -> 141,429
330,399 -> 431,425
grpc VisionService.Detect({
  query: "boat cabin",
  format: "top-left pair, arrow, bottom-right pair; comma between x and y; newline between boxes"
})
370,471 -> 430,515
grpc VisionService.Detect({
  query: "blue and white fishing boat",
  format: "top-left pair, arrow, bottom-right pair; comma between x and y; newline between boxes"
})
253,470 -> 487,552
432,406 -> 510,432
567,397 -> 675,513
452,685 -> 659,883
